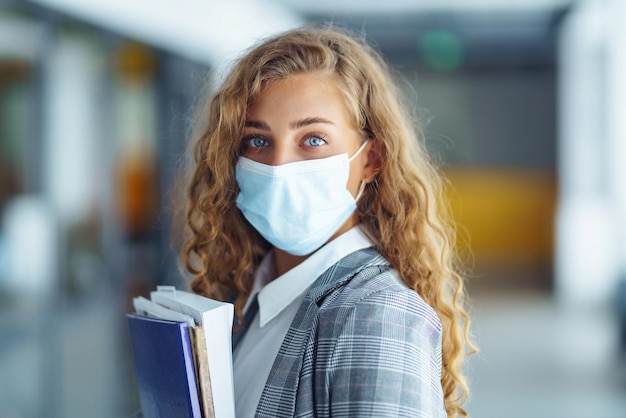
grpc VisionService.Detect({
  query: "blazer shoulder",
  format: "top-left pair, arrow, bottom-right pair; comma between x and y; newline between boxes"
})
317,266 -> 442,335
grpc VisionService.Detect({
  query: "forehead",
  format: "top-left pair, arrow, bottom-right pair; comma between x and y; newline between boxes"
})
249,73 -> 357,123
258,72 -> 337,99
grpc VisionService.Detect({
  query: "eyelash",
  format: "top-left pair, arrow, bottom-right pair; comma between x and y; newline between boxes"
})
241,133 -> 329,150
303,134 -> 328,148
242,135 -> 269,149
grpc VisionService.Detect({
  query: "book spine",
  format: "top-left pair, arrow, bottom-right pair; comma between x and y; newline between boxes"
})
191,326 -> 215,418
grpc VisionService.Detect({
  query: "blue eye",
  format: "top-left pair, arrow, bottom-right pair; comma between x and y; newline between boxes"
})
244,136 -> 269,148
304,136 -> 327,147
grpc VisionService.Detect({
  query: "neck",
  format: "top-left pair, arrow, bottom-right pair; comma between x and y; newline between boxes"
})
273,249 -> 309,277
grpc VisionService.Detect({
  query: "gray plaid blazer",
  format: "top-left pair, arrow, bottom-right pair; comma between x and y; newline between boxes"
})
233,247 -> 446,417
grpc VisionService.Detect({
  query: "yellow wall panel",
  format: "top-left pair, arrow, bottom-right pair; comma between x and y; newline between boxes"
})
445,168 -> 556,267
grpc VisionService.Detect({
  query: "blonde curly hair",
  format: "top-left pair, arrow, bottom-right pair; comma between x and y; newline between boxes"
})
183,26 -> 475,417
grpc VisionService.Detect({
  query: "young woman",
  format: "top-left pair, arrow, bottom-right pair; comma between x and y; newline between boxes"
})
183,27 -> 475,417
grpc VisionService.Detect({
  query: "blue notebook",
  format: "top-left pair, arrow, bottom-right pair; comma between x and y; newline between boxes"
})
126,314 -> 202,418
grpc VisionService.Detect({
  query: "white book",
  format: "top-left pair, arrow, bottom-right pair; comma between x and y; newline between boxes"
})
133,296 -> 196,327
150,286 -> 235,418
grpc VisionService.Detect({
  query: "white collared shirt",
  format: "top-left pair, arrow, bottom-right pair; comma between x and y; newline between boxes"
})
233,226 -> 374,417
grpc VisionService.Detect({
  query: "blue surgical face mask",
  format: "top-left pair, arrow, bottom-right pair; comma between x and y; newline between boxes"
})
235,140 -> 369,256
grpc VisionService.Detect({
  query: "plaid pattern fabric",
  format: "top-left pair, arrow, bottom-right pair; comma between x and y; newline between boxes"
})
234,247 -> 446,418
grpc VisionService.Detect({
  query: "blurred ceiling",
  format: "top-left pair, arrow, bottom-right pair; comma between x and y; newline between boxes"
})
14,0 -> 573,71
281,0 -> 573,70
24,0 -> 303,66
271,0 -> 573,14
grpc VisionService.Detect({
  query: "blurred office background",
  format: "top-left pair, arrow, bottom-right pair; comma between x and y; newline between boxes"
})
0,0 -> 625,417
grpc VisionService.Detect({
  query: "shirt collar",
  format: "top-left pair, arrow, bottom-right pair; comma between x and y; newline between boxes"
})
250,225 -> 374,327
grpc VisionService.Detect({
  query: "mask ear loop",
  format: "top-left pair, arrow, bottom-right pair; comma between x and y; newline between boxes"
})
348,139 -> 370,162
349,140 -> 371,202
354,181 -> 367,202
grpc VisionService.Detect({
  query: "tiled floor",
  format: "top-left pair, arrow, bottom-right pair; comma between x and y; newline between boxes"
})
465,288 -> 626,418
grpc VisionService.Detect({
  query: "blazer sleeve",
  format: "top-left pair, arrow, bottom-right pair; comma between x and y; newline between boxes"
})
322,286 -> 447,418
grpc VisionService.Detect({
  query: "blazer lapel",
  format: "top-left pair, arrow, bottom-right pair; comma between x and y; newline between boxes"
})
255,247 -> 389,417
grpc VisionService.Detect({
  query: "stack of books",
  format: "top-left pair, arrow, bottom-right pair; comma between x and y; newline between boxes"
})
126,286 -> 235,418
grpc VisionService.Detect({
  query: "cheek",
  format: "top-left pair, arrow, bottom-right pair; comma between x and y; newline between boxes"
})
346,161 -> 365,196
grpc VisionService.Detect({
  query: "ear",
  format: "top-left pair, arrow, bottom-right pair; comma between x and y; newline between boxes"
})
362,139 -> 383,183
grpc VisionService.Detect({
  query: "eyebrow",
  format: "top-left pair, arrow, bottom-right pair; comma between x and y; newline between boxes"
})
244,120 -> 270,130
290,117 -> 335,129
244,117 -> 335,131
